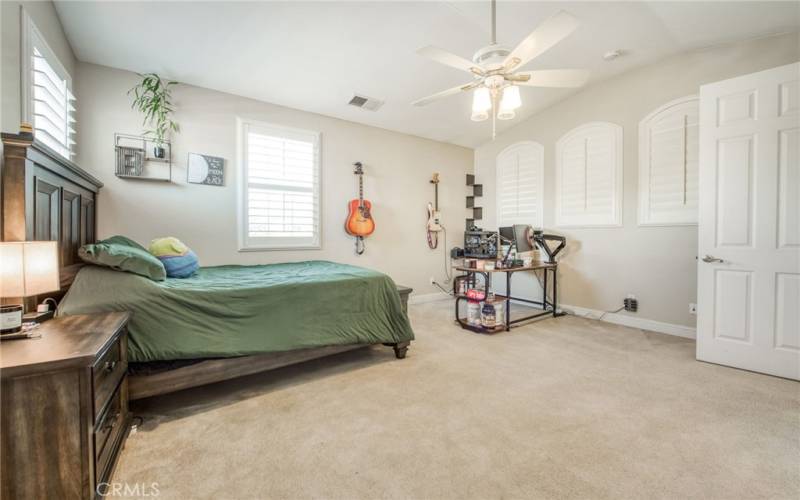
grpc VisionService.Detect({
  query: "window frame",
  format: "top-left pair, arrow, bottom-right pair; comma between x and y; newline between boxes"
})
20,8 -> 75,160
496,141 -> 545,229
555,121 -> 624,228
236,117 -> 322,252
638,95 -> 699,227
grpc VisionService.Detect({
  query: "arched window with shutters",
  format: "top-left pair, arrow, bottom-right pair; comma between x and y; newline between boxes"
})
555,122 -> 623,227
496,141 -> 544,229
638,95 -> 699,226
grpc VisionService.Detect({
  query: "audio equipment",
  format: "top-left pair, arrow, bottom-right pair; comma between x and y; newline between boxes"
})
464,231 -> 498,259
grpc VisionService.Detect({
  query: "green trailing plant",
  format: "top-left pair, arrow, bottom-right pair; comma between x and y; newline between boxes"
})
128,73 -> 179,149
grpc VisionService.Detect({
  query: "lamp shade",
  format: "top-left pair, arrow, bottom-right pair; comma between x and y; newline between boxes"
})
0,241 -> 60,298
471,109 -> 489,122
499,85 -> 521,111
472,87 -> 491,113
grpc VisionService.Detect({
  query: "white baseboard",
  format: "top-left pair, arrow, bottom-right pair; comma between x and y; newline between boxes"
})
560,303 -> 696,339
408,291 -> 452,304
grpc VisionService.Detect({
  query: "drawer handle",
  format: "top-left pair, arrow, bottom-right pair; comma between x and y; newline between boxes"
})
103,360 -> 117,373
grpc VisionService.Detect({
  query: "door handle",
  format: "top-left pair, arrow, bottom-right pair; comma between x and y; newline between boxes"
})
702,255 -> 724,263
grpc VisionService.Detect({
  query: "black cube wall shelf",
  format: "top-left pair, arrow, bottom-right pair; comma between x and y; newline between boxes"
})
466,174 -> 482,230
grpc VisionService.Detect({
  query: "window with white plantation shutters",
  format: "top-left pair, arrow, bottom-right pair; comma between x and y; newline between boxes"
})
238,120 -> 321,250
638,96 -> 699,225
555,122 -> 623,227
496,141 -> 544,228
22,11 -> 75,159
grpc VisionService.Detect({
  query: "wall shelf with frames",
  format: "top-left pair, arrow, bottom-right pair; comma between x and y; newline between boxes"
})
114,133 -> 172,182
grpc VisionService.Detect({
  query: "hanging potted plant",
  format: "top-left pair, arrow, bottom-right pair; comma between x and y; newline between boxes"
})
128,73 -> 179,159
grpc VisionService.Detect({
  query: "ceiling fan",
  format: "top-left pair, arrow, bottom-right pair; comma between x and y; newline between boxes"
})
413,0 -> 589,134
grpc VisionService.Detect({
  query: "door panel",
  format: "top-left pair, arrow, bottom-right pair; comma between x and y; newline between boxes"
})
778,79 -> 798,117
777,128 -> 799,248
713,270 -> 753,343
715,136 -> 754,247
774,273 -> 800,352
717,89 -> 756,125
698,62 -> 800,380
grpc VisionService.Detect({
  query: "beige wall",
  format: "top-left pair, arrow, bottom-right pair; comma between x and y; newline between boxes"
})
0,0 -> 76,133
474,32 -> 800,328
75,62 -> 472,296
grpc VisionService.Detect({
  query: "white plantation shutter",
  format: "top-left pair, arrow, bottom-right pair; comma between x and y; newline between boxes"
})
639,96 -> 699,225
496,141 -> 544,228
239,120 -> 321,250
22,12 -> 75,159
555,122 -> 623,227
32,48 -> 75,158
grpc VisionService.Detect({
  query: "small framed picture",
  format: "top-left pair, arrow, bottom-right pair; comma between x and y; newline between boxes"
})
187,153 -> 225,186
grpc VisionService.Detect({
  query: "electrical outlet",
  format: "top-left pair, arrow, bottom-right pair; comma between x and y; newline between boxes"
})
689,303 -> 697,315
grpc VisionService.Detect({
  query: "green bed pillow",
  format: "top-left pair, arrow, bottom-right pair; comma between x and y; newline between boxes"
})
100,235 -> 148,251
79,236 -> 166,281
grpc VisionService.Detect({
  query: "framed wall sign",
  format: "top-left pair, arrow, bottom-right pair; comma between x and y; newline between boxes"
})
187,153 -> 225,186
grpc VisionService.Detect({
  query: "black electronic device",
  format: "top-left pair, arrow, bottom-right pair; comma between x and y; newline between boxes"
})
464,231 -> 498,259
450,247 -> 465,259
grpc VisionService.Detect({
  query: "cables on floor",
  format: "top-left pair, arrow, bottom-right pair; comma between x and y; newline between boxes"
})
567,305 -> 625,321
430,225 -> 453,296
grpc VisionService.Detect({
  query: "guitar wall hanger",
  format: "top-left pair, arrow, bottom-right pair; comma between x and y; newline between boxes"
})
345,162 -> 375,255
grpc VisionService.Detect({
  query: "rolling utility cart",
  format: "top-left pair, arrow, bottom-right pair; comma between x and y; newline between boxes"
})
454,262 -> 564,333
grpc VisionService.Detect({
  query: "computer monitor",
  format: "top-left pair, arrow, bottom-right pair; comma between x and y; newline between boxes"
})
498,226 -> 515,244
513,224 -> 533,253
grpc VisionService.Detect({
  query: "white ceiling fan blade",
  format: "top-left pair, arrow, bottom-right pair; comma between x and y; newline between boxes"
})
417,46 -> 484,75
504,11 -> 580,71
514,69 -> 589,88
412,81 -> 480,107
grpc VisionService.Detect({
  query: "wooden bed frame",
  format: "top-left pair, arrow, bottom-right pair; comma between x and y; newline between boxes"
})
1,131 -> 413,400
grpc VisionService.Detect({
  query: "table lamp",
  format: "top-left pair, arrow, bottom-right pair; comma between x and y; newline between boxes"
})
0,241 -> 60,335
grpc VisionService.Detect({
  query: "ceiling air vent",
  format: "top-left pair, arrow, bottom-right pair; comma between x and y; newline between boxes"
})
348,94 -> 384,112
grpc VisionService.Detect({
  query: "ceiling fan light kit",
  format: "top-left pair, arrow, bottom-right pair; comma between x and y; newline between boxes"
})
491,85 -> 518,120
413,0 -> 589,138
471,87 -> 492,121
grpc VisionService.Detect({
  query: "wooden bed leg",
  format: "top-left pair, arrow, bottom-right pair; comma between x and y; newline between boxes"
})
391,341 -> 410,359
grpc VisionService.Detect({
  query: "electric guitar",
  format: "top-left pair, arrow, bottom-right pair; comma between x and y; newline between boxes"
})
345,162 -> 375,237
427,173 -> 442,232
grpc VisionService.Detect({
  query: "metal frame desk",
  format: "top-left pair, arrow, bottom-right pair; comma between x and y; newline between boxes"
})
454,262 -> 564,333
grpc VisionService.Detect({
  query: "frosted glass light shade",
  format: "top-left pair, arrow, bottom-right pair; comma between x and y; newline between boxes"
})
499,85 -> 521,111
0,241 -> 60,298
471,110 -> 489,122
471,87 -> 491,113
497,109 -> 516,120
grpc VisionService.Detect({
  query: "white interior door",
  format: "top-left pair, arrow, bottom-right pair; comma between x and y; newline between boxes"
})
697,62 -> 800,380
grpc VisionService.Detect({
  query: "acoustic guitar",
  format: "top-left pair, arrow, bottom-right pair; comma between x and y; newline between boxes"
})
345,162 -> 375,237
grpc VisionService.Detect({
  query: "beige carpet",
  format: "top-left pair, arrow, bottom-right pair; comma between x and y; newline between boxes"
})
117,301 -> 800,499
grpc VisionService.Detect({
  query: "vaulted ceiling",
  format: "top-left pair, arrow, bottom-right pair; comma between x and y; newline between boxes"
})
55,1 -> 799,148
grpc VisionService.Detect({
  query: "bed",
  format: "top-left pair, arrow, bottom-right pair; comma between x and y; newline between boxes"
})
58,260 -> 414,359
2,132 -> 413,400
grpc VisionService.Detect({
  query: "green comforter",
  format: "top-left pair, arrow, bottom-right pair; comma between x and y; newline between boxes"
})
57,261 -> 414,362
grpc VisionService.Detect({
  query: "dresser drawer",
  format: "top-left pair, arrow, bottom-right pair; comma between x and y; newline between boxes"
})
94,377 -> 127,486
92,334 -> 127,421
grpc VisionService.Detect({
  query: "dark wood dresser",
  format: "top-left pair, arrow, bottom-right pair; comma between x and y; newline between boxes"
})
1,312 -> 131,499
